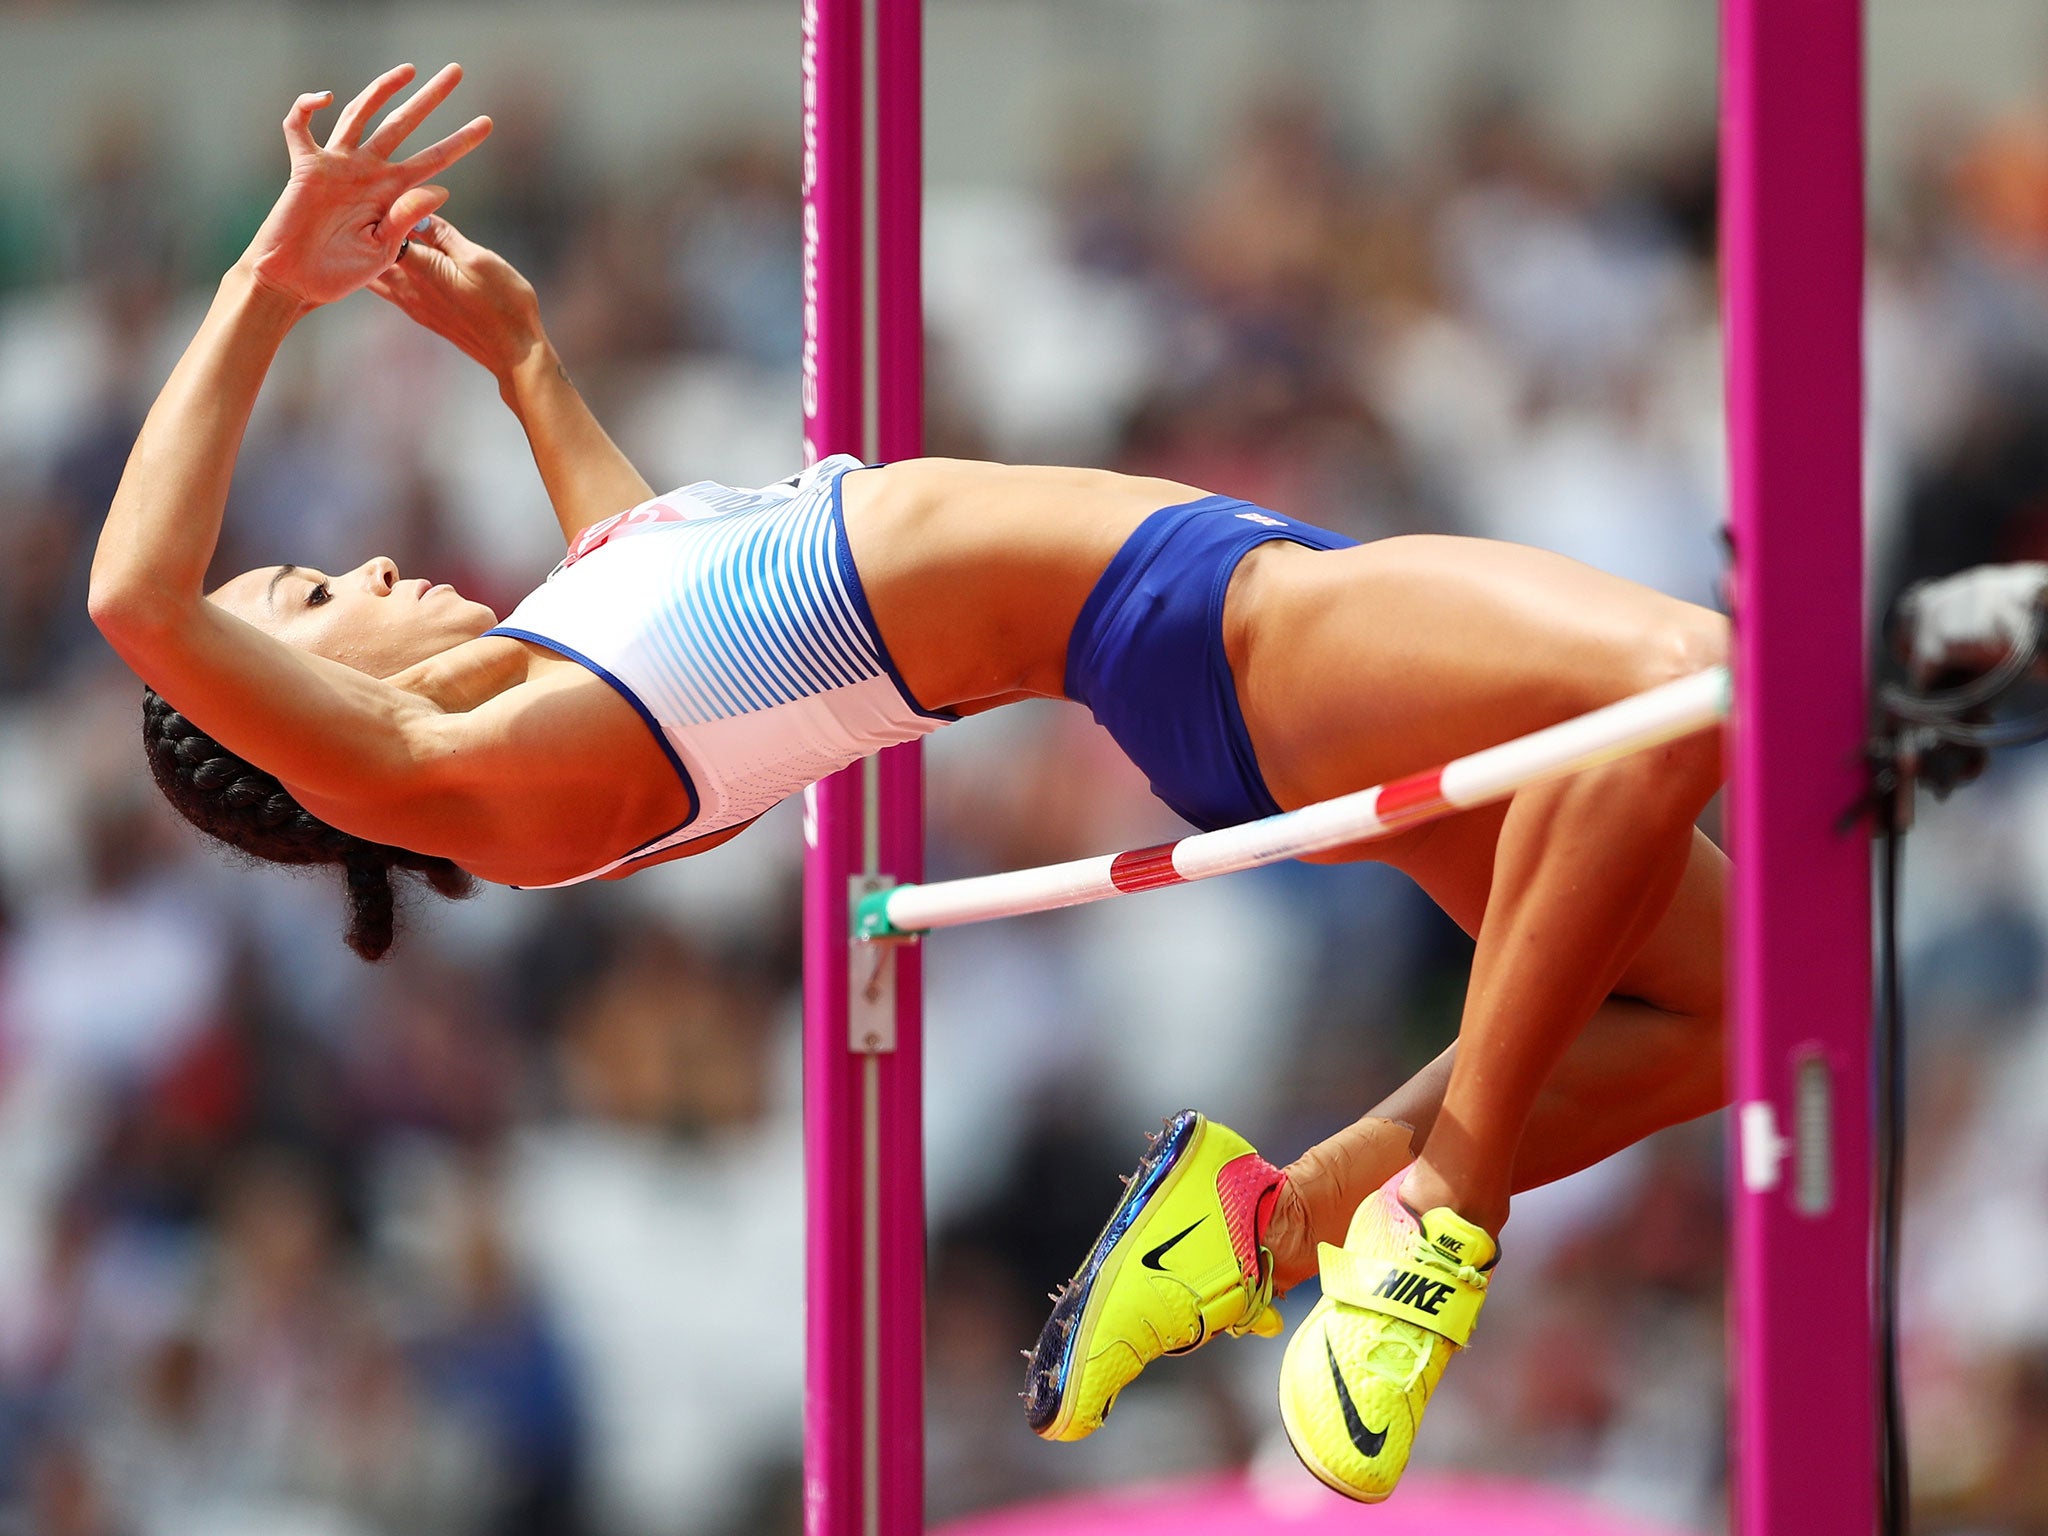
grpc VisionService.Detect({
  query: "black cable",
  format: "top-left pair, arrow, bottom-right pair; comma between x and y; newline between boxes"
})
1863,582 -> 2048,1534
1874,774 -> 1908,1536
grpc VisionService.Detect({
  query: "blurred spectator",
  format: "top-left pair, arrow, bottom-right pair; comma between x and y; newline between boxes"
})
666,139 -> 803,368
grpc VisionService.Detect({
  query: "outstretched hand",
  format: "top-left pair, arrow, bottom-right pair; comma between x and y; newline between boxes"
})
367,215 -> 545,383
241,63 -> 492,310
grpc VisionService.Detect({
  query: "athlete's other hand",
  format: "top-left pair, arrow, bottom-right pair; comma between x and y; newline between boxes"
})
239,64 -> 492,310
366,215 -> 544,381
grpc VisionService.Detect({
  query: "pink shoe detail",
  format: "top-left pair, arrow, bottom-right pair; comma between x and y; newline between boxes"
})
1215,1150 -> 1284,1278
1346,1163 -> 1421,1248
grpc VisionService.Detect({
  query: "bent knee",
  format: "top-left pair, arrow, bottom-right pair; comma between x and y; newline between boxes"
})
1558,604 -> 1728,739
1602,608 -> 1728,806
1630,606 -> 1729,694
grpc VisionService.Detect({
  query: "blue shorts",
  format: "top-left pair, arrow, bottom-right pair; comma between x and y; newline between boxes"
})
1064,497 -> 1359,832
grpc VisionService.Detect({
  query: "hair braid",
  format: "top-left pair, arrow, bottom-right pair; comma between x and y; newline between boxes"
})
140,688 -> 474,960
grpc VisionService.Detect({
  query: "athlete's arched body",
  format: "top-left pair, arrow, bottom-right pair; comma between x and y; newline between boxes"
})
88,68 -> 1727,1501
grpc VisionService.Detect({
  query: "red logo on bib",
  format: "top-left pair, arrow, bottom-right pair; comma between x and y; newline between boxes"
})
563,501 -> 689,567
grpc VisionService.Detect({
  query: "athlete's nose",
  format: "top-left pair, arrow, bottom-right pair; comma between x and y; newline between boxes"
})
362,557 -> 400,594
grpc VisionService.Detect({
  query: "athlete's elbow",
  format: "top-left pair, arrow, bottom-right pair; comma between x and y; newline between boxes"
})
87,575 -> 180,650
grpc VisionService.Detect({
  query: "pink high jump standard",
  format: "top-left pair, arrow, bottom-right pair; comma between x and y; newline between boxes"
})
1722,1 -> 1875,1533
801,0 -> 924,1532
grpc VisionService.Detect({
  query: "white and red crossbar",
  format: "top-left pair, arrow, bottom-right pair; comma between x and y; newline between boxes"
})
854,665 -> 1731,941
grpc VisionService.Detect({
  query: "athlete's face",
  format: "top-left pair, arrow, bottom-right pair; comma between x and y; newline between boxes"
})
212,557 -> 499,676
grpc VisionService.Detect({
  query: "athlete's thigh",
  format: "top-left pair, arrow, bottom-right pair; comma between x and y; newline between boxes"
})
1361,806 -> 1726,1022
1231,533 -> 1724,815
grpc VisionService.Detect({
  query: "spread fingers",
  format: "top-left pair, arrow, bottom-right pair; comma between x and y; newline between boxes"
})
363,63 -> 466,160
327,63 -> 417,151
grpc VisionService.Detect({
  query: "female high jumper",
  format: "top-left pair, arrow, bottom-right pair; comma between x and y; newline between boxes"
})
88,67 -> 1727,1502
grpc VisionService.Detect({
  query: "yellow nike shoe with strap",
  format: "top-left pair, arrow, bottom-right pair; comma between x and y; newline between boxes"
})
1278,1167 -> 1497,1502
1024,1110 -> 1284,1441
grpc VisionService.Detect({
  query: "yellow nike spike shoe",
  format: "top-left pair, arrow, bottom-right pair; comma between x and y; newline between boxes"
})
1277,1168 -> 1497,1502
1024,1110 -> 1285,1441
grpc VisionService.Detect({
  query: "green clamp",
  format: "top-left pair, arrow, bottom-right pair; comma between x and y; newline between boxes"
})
853,882 -> 919,943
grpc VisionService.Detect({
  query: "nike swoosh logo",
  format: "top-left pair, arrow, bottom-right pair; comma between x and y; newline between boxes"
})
1326,1338 -> 1389,1459
1141,1219 -> 1206,1272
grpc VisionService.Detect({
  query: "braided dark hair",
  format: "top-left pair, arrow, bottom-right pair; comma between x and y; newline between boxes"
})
140,687 -> 474,960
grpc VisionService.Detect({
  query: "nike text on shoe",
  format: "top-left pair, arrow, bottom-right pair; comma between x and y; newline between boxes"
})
1276,1171 -> 1496,1502
1023,1111 -> 1284,1442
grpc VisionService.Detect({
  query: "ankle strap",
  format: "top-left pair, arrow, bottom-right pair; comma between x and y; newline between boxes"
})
1318,1244 -> 1487,1347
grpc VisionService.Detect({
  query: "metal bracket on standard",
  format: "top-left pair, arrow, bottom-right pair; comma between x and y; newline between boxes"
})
1737,1070 -> 1835,1211
1793,1052 -> 1835,1217
848,875 -> 909,1052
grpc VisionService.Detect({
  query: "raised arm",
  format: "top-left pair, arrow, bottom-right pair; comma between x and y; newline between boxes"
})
89,66 -> 493,804
367,216 -> 655,544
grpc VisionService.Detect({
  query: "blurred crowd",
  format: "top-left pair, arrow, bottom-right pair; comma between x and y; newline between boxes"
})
2,43 -> 2048,1536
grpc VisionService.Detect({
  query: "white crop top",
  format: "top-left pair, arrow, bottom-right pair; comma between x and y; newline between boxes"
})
488,455 -> 951,885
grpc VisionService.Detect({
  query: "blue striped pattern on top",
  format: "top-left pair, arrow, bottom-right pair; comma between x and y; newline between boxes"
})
626,473 -> 881,726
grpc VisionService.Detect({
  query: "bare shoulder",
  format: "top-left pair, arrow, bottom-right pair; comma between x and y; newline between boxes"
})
301,665 -> 696,884
283,699 -> 498,861
445,662 -> 691,820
